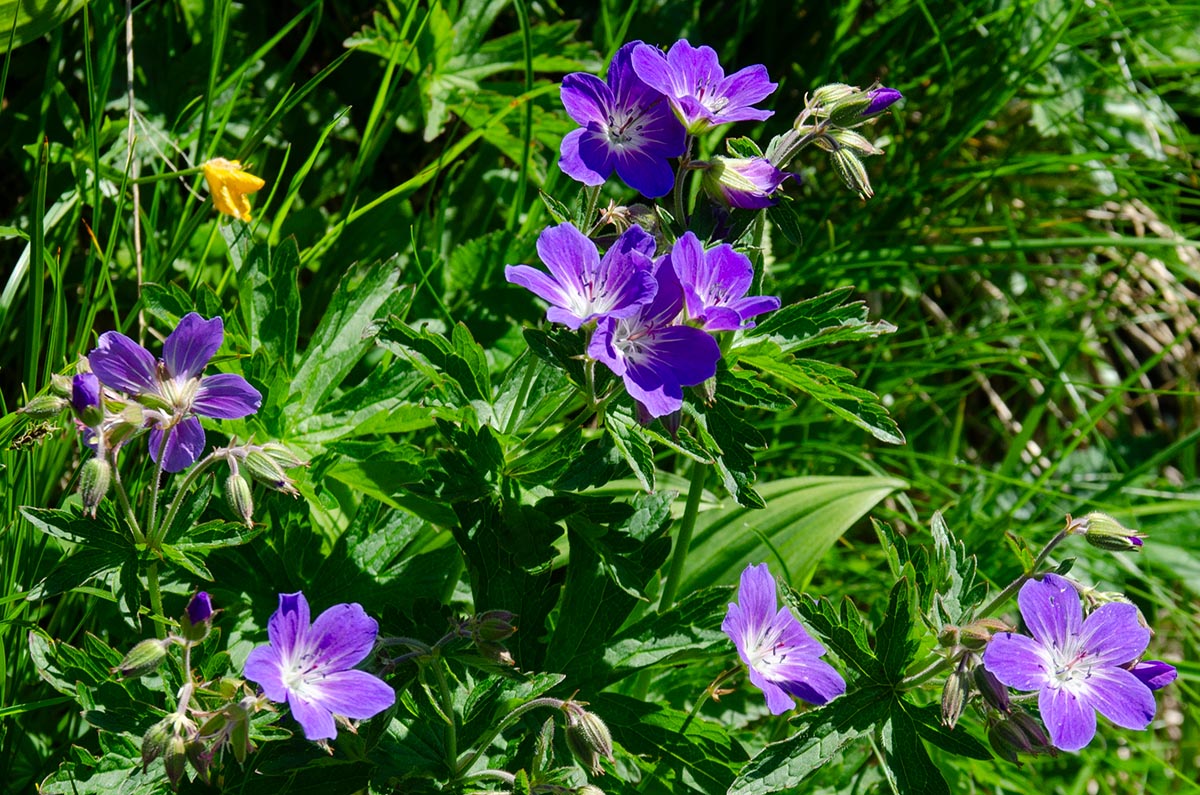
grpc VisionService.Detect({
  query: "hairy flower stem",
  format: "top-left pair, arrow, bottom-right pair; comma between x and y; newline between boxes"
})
581,184 -> 602,233
154,452 -> 222,547
454,697 -> 564,779
899,528 -> 1072,689
110,460 -> 146,545
671,135 -> 695,227
658,460 -> 707,613
146,428 -> 171,548
147,561 -> 166,639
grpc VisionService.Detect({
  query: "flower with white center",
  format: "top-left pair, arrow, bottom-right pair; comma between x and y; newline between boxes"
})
505,222 -> 658,331
558,40 -> 687,197
983,573 -> 1163,751
243,592 -> 395,741
86,313 -> 261,472
721,563 -> 846,714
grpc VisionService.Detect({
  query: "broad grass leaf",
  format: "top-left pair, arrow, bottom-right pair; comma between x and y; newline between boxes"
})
680,476 -> 905,594
0,0 -> 85,52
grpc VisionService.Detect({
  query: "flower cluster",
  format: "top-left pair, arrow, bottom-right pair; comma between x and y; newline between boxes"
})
982,573 -> 1176,752
558,39 -> 788,208
505,224 -> 778,417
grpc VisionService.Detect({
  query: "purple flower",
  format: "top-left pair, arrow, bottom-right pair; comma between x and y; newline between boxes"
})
505,222 -> 658,330
186,591 -> 214,625
863,86 -> 903,116
587,259 -> 720,418
559,41 -> 687,198
701,156 -> 792,210
1129,660 -> 1178,691
722,563 -> 846,714
631,40 -> 776,134
982,574 -> 1160,752
71,373 -> 100,415
667,232 -> 779,331
244,592 -> 395,741
87,313 -> 261,472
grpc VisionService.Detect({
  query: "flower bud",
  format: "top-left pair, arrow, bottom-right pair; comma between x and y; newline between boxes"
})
50,373 -> 73,396
937,625 -> 960,648
862,86 -> 903,117
470,610 -> 518,643
973,664 -> 1011,713
163,733 -> 188,788
225,472 -> 254,527
180,592 -> 214,644
1074,511 -> 1146,552
825,128 -> 883,157
701,156 -> 791,210
1129,659 -> 1178,691
19,394 -> 68,419
987,717 -> 1028,764
940,658 -> 970,729
576,786 -> 607,795
79,457 -> 112,517
1009,711 -> 1054,755
116,638 -> 171,678
564,703 -> 614,776
142,717 -> 173,772
959,618 -> 1011,650
830,147 -> 873,199
241,446 -> 301,496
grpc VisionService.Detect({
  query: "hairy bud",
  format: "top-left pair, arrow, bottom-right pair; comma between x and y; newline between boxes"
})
79,457 -> 112,517
564,702 -> 614,776
117,638 -> 171,678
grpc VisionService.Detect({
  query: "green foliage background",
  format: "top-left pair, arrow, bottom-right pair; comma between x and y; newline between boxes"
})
1,0 -> 1197,793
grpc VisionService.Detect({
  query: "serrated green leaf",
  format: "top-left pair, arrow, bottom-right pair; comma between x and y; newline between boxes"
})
929,512 -> 987,628
738,349 -> 904,444
598,586 -> 730,683
686,398 -> 765,508
739,286 -> 896,354
291,264 -> 407,416
235,234 -> 301,375
728,686 -> 891,795
791,594 -> 885,684
903,700 -> 992,760
597,693 -> 747,795
879,704 -> 950,795
605,405 -> 656,493
876,577 -> 920,681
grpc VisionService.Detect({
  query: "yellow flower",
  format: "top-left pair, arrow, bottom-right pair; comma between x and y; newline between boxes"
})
201,158 -> 266,221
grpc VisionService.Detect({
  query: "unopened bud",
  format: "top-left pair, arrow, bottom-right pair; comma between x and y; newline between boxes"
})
19,394 -> 68,419
830,147 -> 873,199
577,787 -> 606,795
142,717 -> 173,771
79,457 -> 112,517
117,638 -> 170,678
987,717 -> 1028,764
225,472 -> 254,527
1009,711 -> 1054,755
180,592 -> 214,643
564,703 -> 614,776
973,664 -> 1011,713
862,86 -> 903,117
940,658 -> 970,729
1074,511 -> 1146,552
937,625 -> 960,648
50,373 -> 73,396
163,733 -> 188,787
960,618 -> 1011,650
825,128 -> 883,157
241,446 -> 301,496
471,610 -> 518,643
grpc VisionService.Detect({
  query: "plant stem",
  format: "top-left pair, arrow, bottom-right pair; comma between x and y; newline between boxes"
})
581,184 -> 602,232
975,528 -> 1070,619
502,352 -> 539,437
658,459 -> 707,613
431,657 -> 458,777
671,135 -> 694,228
154,451 -> 221,547
146,428 -> 171,548
132,166 -> 204,184
454,697 -> 563,779
110,458 -> 145,545
147,561 -> 165,639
